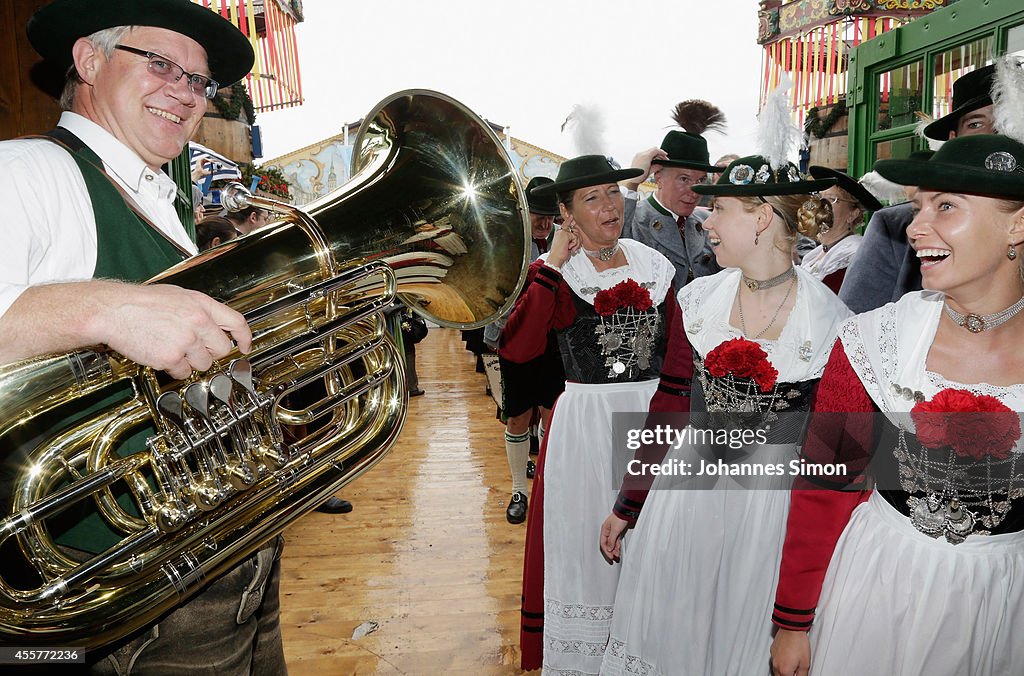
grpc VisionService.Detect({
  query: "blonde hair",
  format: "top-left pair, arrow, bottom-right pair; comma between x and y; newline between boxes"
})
734,193 -> 808,254
796,197 -> 832,239
996,198 -> 1024,214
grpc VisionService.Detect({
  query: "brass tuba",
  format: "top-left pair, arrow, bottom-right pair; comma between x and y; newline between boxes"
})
0,90 -> 529,648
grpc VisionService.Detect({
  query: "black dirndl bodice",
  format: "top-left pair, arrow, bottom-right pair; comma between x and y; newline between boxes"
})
556,291 -> 668,384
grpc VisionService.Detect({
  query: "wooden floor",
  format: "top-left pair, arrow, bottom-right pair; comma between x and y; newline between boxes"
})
280,328 -> 533,675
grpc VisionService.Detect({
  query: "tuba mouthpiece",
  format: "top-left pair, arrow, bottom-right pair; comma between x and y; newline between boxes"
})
221,182 -> 253,212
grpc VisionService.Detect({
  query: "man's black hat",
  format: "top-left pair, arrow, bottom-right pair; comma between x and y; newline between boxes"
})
923,65 -> 995,141
651,131 -> 723,173
525,177 -> 560,215
28,0 -> 255,86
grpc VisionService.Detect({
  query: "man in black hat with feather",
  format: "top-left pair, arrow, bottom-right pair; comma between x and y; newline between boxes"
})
623,100 -> 727,290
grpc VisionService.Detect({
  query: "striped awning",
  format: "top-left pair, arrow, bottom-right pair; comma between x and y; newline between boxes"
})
189,141 -> 242,188
192,0 -> 304,112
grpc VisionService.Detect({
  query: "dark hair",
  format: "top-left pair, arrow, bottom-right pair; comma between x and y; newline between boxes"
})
196,216 -> 239,251
556,190 -> 576,208
223,206 -> 264,225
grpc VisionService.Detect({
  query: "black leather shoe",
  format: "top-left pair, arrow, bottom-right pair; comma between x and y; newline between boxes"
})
315,496 -> 353,514
409,388 -> 425,397
526,459 -> 536,479
506,491 -> 527,524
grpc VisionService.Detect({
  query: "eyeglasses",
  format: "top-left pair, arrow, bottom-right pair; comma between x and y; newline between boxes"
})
818,194 -> 857,207
115,45 -> 219,99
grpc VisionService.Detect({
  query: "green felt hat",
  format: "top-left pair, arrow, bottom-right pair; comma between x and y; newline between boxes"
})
524,177 -> 560,215
692,155 -> 836,196
808,166 -> 883,211
651,131 -> 723,173
28,0 -> 255,87
530,155 -> 643,197
874,134 -> 1024,199
922,65 -> 995,141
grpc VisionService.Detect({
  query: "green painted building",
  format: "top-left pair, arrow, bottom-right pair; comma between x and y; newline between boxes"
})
847,0 -> 1024,176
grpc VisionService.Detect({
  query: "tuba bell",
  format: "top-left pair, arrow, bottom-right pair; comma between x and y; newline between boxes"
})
0,90 -> 529,648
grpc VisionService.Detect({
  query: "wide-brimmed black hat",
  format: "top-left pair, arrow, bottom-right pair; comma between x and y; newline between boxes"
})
874,134 -> 1024,199
28,0 -> 255,86
524,177 -> 560,215
809,166 -> 883,211
922,65 -> 995,141
651,131 -> 723,173
692,155 -> 836,197
530,155 -> 643,197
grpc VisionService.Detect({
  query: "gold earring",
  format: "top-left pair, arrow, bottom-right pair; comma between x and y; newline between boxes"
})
1010,245 -> 1018,261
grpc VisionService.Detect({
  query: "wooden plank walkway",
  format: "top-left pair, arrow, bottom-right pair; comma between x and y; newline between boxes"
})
280,328 -> 534,675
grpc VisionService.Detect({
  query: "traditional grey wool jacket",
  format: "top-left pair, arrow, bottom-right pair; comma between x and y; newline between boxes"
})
625,193 -> 720,290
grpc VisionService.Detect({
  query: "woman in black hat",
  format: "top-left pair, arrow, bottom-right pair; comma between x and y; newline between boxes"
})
772,135 -> 1024,675
599,156 -> 851,676
504,155 -> 694,674
800,166 -> 883,294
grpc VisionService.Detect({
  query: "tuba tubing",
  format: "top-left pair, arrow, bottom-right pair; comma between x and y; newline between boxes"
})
0,89 -> 529,648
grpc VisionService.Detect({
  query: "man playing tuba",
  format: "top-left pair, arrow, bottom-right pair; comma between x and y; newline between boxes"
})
0,1 -> 285,672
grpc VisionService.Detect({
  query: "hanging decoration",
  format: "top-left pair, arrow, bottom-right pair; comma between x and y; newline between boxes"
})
191,0 -> 304,112
756,0 -> 949,125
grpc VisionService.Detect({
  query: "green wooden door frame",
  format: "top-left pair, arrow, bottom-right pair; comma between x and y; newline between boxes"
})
847,0 -> 1024,178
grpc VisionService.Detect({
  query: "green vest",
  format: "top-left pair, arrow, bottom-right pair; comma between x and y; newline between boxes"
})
44,133 -> 188,553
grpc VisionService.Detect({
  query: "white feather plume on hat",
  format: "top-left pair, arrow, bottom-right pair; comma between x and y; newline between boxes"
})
993,55 -> 1024,144
914,112 -> 945,150
757,73 -> 804,171
560,104 -> 607,156
858,171 -> 908,206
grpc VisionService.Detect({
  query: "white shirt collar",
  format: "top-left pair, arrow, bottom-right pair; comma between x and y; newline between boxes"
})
58,111 -> 172,196
56,111 -> 196,254
651,193 -> 681,221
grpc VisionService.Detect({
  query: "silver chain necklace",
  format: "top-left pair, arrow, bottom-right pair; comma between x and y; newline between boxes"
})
582,242 -> 621,262
943,295 -> 1024,333
741,265 -> 796,292
738,276 -> 795,339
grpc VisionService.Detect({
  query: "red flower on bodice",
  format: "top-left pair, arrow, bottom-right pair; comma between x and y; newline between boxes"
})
704,337 -> 778,393
593,279 -> 654,316
911,388 -> 1021,460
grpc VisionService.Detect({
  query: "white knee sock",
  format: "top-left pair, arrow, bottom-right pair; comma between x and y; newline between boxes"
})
505,429 -> 530,494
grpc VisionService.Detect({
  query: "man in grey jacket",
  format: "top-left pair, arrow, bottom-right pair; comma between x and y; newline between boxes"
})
623,130 -> 724,289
